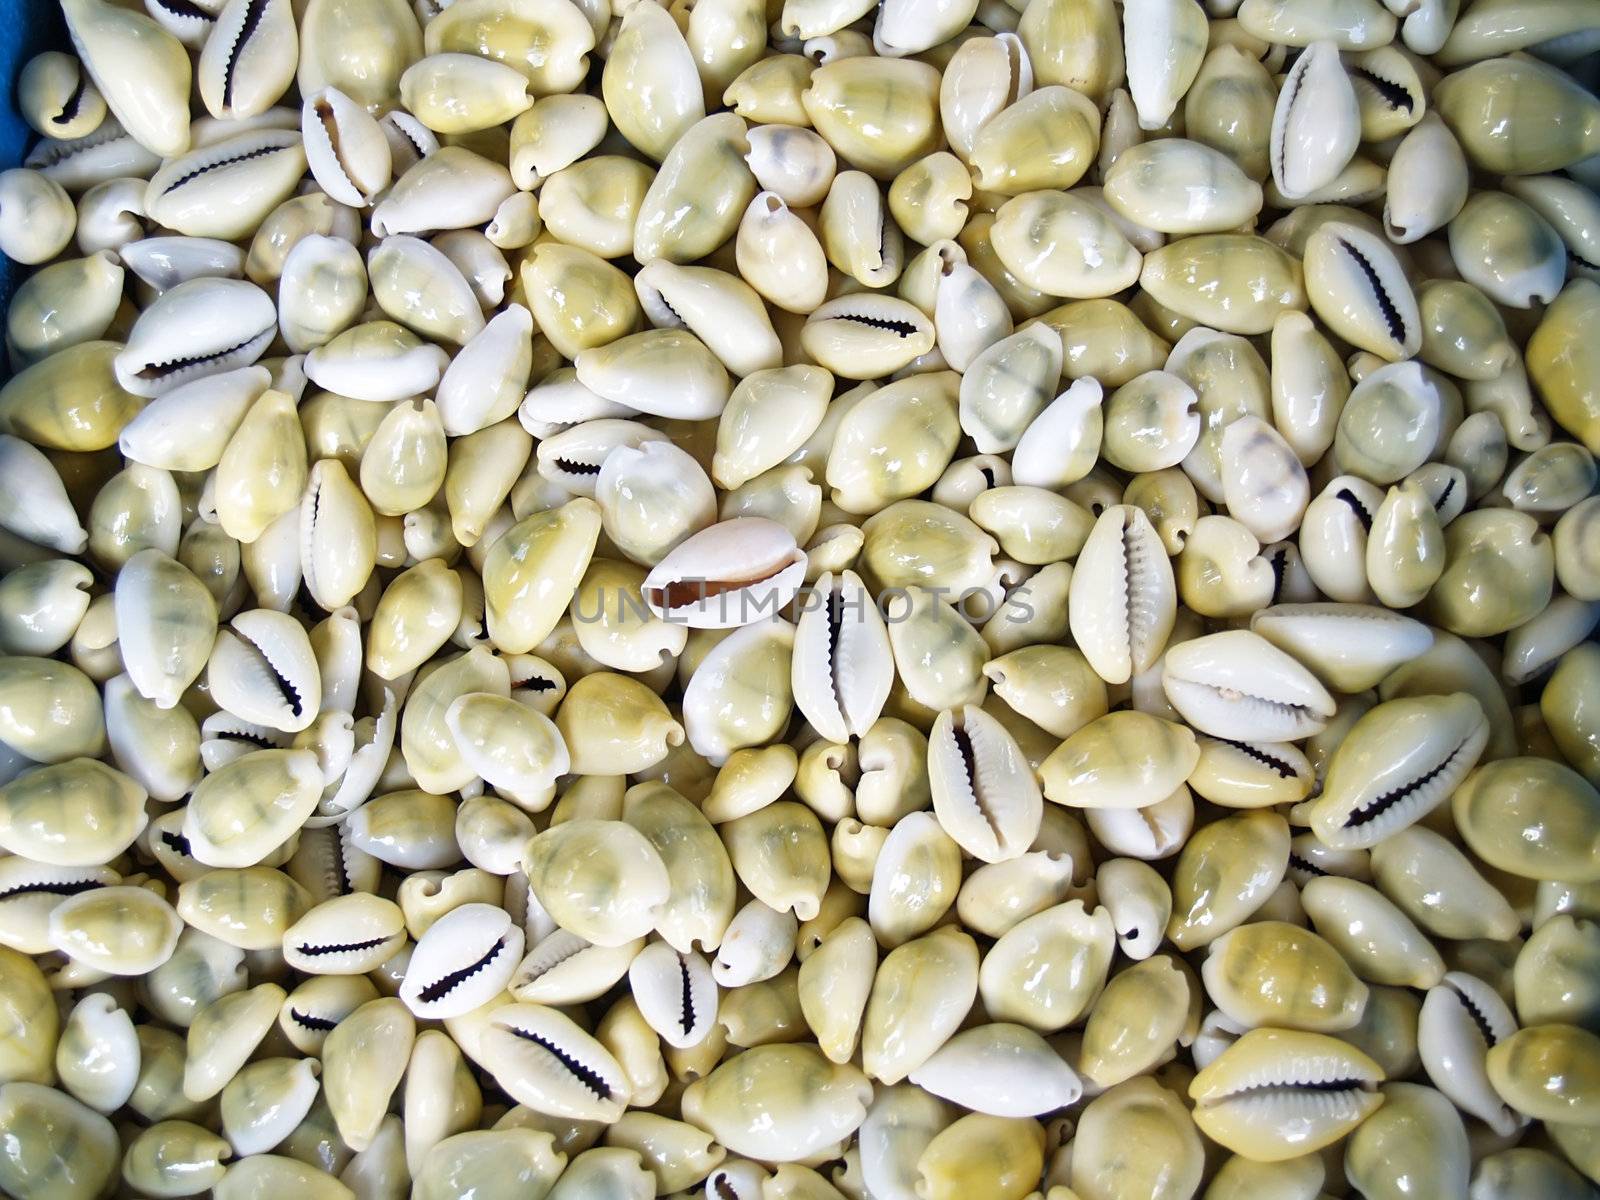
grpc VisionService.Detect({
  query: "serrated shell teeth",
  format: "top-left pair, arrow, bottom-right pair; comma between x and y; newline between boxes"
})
480,1002 -> 631,1122
1418,971 -> 1525,1136
1162,629 -> 1337,741
628,941 -> 719,1049
1296,692 -> 1488,849
791,570 -> 893,744
143,128 -> 308,240
302,85 -> 392,207
197,0 -> 296,120
1271,41 -> 1360,200
0,859 -> 120,955
1069,504 -> 1177,685
398,902 -> 523,1020
206,608 -> 322,733
511,930 -> 642,1005
281,892 -> 407,974
928,704 -> 1042,864
113,277 -> 277,397
1250,602 -> 1434,693
1304,221 -> 1422,362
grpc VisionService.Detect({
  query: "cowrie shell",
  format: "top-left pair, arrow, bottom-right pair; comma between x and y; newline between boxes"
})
628,942 -> 719,1049
480,1002 -> 631,1122
927,705 -> 1042,863
399,902 -> 524,1019
113,277 -> 276,398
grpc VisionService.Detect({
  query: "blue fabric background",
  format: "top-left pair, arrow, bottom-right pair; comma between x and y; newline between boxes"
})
1,1 -> 70,329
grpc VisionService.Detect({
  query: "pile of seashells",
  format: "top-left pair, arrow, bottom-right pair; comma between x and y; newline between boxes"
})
1,0 -> 1600,1193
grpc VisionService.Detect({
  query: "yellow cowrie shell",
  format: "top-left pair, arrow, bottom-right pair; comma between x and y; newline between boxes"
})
914,1113 -> 1044,1200
1016,0 -> 1120,103
1039,711 -> 1198,810
1077,956 -> 1191,1087
1383,112 -> 1470,243
575,330 -> 731,422
58,992 -> 133,1108
483,499 -> 603,655
122,1119 -> 233,1198
295,0 -> 419,107
1544,642 -> 1600,785
318,996 -> 414,1153
215,1153 -> 353,1199
1343,1082 -> 1470,1200
969,487 -> 1094,567
176,866 -> 312,951
1183,45 -> 1275,182
633,115 -> 755,268
182,981 -> 286,1103
887,153 -> 971,247
299,459 -> 376,612
0,339 -> 144,453
221,1056 -> 323,1157
1301,876 -> 1445,990
1188,731 -> 1313,810
522,817 -> 671,948
1217,415 -> 1309,545
1304,222 -> 1421,362
367,236 -> 484,348
601,1 -> 703,162
1166,810 -> 1289,952
1334,362 -> 1443,486
797,914 -> 875,1062
111,549 -> 217,712
211,387 -> 307,544
0,436 -> 85,555
968,87 -> 1099,195
58,0 -> 190,156
1175,514 -> 1273,619
977,899 -> 1112,1033
399,53 -> 532,135
555,672 -> 685,776
445,423 -> 532,549
0,1081 -> 119,1200
823,372 -> 958,514
508,96 -> 606,191
722,800 -> 831,922
1140,234 -> 1306,336
800,57 -> 941,181
714,964 -> 807,1048
818,169 -> 904,289
1069,1077 -> 1203,1200
713,365 -> 832,493
957,323 -> 1063,457
1103,139 -> 1262,236
301,323 -> 448,406
982,647 -> 1106,743
141,130 -> 307,243
990,190 -> 1140,299
1453,756 -> 1600,883
447,692 -> 569,812
519,242 -> 640,362
603,1112 -> 721,1191
88,460 -> 185,569
1515,913 -> 1600,1029
1426,509 -> 1554,637
1238,0 -> 1396,46
0,945 -> 56,1086
744,124 -> 837,210
680,1044 -> 871,1163
1122,469 -> 1199,559
1484,1023 -> 1600,1124
801,295 -> 936,381
184,748 -> 324,868
862,499 -> 998,595
778,0 -> 873,39
1203,921 -> 1368,1033
49,884 -> 181,975
864,810 -> 958,945
1504,443 -> 1598,523
1366,478 -> 1446,609
722,52 -> 814,125
1434,55 -> 1600,175
1503,174 -> 1600,284
196,0 -> 294,120
1448,190 -> 1568,310
680,618 -> 794,764
635,260 -> 781,379
17,51 -> 106,140
1270,41 -> 1360,201
128,1024 -> 205,1124
423,0 -> 592,94
6,249 -> 123,366
1067,504 -> 1175,685
0,655 -> 105,763
413,1128 -> 566,1200
1473,1147 -> 1597,1200
367,560 -> 462,681
1528,278 -> 1600,457
880,586 -> 987,714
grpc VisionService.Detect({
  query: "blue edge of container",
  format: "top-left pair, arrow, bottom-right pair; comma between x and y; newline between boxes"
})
1,1 -> 70,377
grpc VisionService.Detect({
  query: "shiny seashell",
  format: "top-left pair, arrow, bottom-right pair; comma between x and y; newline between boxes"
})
1271,41 -> 1360,201
1484,1022 -> 1600,1125
594,438 -> 718,569
17,51 -> 107,140
116,365 -> 266,473
927,705 -> 1042,863
512,930 -> 642,1006
536,420 -> 669,498
801,294 -> 935,381
1068,504 -> 1175,685
1103,138 -> 1263,235
989,189 -> 1141,299
184,748 -> 324,868
399,902 -> 523,1020
1070,1077 -> 1205,1200
887,155 -> 971,249
642,518 -> 806,629
1008,377 -> 1102,491
113,277 -> 276,398
447,693 -> 568,811
115,548 -> 217,709
1416,971 -> 1522,1135
789,570 -> 893,745
476,1002 -> 629,1123
743,124 -> 835,208
1216,415 -> 1308,545
1038,709 -> 1197,812
1203,921 -> 1368,1033
863,809 -> 958,947
481,498 -> 602,654
1300,874 -> 1445,990
1344,1082 -> 1471,1200
679,618 -> 793,765
1125,0 -> 1208,131
1140,233 -> 1306,336
1384,112 -> 1468,243
1527,278 -> 1600,457
5,248 -> 123,365
508,94 -> 606,189
368,234 -> 484,348
197,0 -> 296,119
0,856 -> 119,957
0,1082 -> 120,1200
380,107 -> 436,173
400,52 -> 532,135
574,330 -> 730,421
601,1 -> 703,162
1238,0 -> 1397,46
1302,222 -> 1421,363
1183,44 -> 1275,182
873,0 -> 978,55
1250,602 -> 1432,693
968,86 -> 1101,195
634,261 -> 780,380
65,169 -> 141,258
625,942 -> 718,1049
713,365 -> 831,494
632,114 -> 753,267
1163,629 -> 1335,741
1015,0 -> 1120,103
713,898 -> 796,988
219,1056 -> 322,1159
1165,808 -> 1290,951
1345,45 -> 1424,143
274,235 -> 366,354
53,992 -> 138,1116
1452,755 -> 1600,883
47,882 -> 178,977
280,893 -> 406,979
143,129 -> 306,240
1434,55 -> 1600,176
826,373 -> 959,513
522,817 -> 671,947
1370,825 -> 1519,943
300,86 -> 389,208
1448,189 -> 1568,310
370,147 -> 516,238
909,1023 -> 1081,1117
735,192 -> 829,315
60,0 -> 191,157
800,56 -> 941,181
978,899 -> 1113,1033
207,609 -> 321,734
1189,1027 -> 1383,1163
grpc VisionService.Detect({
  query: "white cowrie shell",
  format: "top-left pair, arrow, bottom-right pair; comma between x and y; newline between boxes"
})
370,147 -> 516,239
117,365 -> 269,472
536,419 -> 669,498
197,0 -> 296,119
302,86 -> 391,208
1125,0 -> 1209,131
302,321 -> 451,403
399,902 -> 524,1020
55,992 -> 140,1114
1304,221 -> 1422,362
282,892 -> 407,975
74,176 -> 145,255
207,609 -> 321,734
907,1023 -> 1082,1117
60,0 -> 192,157
712,899 -> 797,987
1271,41 -> 1360,200
1069,504 -> 1176,685
478,1003 -> 631,1123
1162,629 -> 1336,741
436,305 -> 536,438
511,930 -> 643,1005
1011,377 -> 1104,490
628,942 -> 719,1049
143,129 -> 307,240
0,433 -> 90,554
743,124 -> 836,208
791,570 -> 894,745
113,277 -> 277,397
643,518 -> 808,630
575,329 -> 733,421
927,705 -> 1042,864
1219,415 -> 1310,545
1418,971 -> 1524,1137
1383,112 -> 1469,244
